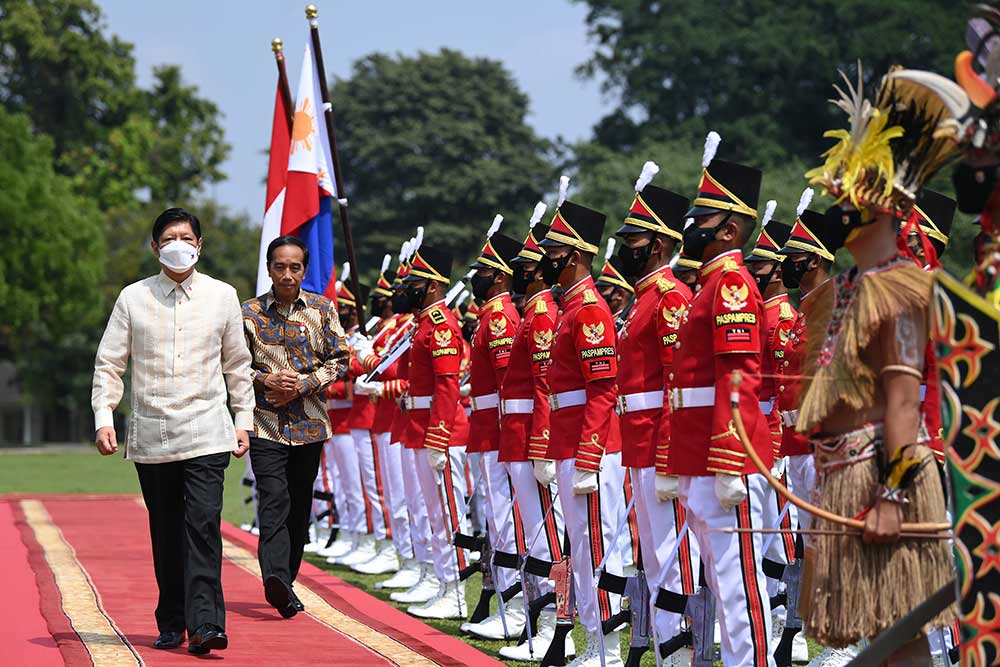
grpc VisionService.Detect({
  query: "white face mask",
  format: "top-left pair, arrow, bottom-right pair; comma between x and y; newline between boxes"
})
158,240 -> 199,272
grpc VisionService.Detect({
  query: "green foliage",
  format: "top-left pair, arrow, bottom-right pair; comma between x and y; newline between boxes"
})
573,0 -> 965,163
331,49 -> 555,282
0,107 -> 106,405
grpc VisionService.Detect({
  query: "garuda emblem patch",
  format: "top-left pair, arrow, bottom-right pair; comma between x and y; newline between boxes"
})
721,283 -> 749,311
434,328 -> 453,346
489,316 -> 507,338
533,328 -> 553,350
582,321 -> 606,345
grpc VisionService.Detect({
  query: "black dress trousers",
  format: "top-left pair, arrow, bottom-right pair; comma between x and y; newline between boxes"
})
249,437 -> 324,587
135,451 -> 230,635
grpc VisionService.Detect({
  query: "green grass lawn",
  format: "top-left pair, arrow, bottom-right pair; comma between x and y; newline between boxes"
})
0,447 -> 817,666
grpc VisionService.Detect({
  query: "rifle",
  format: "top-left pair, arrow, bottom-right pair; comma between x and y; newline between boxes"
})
454,531 -> 493,622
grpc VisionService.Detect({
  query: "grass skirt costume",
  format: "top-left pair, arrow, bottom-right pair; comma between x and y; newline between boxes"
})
797,256 -> 954,647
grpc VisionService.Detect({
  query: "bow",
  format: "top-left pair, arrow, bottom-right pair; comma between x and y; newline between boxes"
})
729,371 -> 951,534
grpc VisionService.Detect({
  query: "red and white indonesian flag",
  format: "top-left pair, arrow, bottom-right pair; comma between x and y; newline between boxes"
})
256,72 -> 292,296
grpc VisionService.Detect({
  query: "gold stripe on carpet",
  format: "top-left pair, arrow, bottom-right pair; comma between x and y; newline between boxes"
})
221,537 -> 439,667
22,499 -> 142,667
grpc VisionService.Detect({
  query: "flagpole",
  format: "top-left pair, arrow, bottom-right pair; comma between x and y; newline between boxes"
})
304,4 -> 367,334
271,38 -> 294,132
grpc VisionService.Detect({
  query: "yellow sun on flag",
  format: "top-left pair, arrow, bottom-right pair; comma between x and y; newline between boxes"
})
291,97 -> 316,154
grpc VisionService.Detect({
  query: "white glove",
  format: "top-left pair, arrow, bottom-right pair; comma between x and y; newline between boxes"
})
771,455 -> 787,478
572,469 -> 599,495
353,335 -> 375,360
533,459 -> 556,487
715,474 -> 748,510
655,474 -> 680,502
353,377 -> 383,398
459,383 -> 472,398
428,448 -> 448,476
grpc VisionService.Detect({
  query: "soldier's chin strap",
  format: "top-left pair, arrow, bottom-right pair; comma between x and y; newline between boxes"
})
729,371 -> 951,534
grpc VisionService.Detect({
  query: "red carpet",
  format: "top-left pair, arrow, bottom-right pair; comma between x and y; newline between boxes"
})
4,495 -> 504,667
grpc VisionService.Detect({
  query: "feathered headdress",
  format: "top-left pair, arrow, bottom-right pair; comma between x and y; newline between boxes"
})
805,62 -> 958,214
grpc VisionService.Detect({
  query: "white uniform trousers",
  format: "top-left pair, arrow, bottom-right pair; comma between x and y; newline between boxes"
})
760,472 -> 797,614
414,447 -> 471,583
630,466 -> 700,643
328,433 -> 366,534
400,446 -> 433,564
375,433 -> 413,559
556,453 -> 625,634
678,474 -> 775,667
506,460 -> 565,601
478,450 -> 519,592
785,454 -> 815,532
621,469 -> 640,570
352,428 -> 392,540
465,451 -> 489,536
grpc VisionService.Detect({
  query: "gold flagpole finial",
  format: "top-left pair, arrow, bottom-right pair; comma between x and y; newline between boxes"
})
305,4 -> 318,19
271,38 -> 283,53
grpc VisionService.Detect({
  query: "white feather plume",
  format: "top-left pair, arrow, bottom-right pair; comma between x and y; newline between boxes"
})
340,261 -> 351,282
398,240 -> 409,263
404,239 -> 415,261
796,188 -> 815,218
702,131 -> 722,167
335,280 -> 343,292
683,217 -> 696,231
605,237 -> 616,261
761,200 -> 777,228
529,201 -> 547,228
557,175 -> 570,207
380,253 -> 391,274
487,214 -> 503,237
634,160 -> 660,192
414,226 -> 424,251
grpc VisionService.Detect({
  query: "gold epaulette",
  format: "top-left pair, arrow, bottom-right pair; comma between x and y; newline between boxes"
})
779,301 -> 794,321
722,257 -> 740,272
656,276 -> 676,294
582,289 -> 598,305
493,299 -> 504,313
428,307 -> 446,324
535,298 -> 548,314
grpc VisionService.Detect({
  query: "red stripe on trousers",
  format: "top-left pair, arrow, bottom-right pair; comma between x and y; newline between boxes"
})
586,489 -> 611,622
737,494 -> 769,667
370,431 -> 392,539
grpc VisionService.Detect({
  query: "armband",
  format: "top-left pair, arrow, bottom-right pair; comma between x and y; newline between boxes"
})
879,364 -> 923,379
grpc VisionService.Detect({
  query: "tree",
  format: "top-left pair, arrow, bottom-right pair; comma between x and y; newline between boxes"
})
0,107 -> 106,408
330,49 -> 555,278
573,0 -> 964,163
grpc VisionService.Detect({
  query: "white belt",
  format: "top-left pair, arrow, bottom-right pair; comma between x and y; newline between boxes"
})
780,409 -> 799,428
470,392 -> 499,412
616,390 -> 663,415
404,394 -> 433,410
548,389 -> 586,411
920,384 -> 927,401
327,399 -> 353,410
501,399 -> 534,415
670,386 -> 773,414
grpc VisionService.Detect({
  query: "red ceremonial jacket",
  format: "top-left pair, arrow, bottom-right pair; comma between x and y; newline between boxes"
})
499,289 -> 557,462
667,250 -> 774,476
777,306 -> 811,457
618,265 -> 691,469
403,299 -> 465,451
467,292 -> 519,453
545,276 -> 621,472
347,317 -> 400,431
762,294 -> 797,457
326,379 -> 352,436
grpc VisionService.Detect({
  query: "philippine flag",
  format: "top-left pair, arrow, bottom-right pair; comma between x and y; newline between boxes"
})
255,70 -> 291,296
280,43 -> 338,299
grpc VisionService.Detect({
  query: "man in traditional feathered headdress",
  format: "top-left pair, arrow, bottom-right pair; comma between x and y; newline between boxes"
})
794,64 -> 957,664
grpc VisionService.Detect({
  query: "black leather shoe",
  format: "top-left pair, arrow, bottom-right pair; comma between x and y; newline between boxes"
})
188,624 -> 227,655
264,575 -> 297,619
153,630 -> 184,649
290,589 -> 305,612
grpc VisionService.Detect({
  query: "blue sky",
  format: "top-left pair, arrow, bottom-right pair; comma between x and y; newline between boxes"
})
99,0 -> 611,218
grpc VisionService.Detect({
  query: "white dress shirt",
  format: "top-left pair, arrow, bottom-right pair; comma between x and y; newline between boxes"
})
92,270 -> 255,463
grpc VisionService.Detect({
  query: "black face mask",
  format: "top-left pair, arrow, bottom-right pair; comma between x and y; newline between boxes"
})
338,311 -> 353,329
681,217 -> 726,262
824,205 -> 866,252
541,253 -> 571,287
750,262 -> 777,296
391,290 -> 409,314
617,240 -> 655,278
470,271 -> 497,301
953,162 -> 1000,214
781,257 -> 813,289
403,284 -> 427,311
461,322 -> 476,341
511,265 -> 533,295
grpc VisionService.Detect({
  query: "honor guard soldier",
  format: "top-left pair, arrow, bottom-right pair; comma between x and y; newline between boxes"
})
400,243 -> 471,619
496,204 -> 574,662
613,162 -> 700,658
595,241 -> 635,327
462,216 -> 526,638
659,132 -> 777,667
538,197 -> 626,667
672,247 -> 703,293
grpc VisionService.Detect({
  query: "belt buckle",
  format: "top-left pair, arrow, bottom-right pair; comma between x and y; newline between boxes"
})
670,388 -> 681,410
615,395 -> 627,415
470,396 -> 478,411
549,394 -> 559,411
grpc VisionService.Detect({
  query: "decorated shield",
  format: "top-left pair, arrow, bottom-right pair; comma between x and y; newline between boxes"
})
933,269 -> 1000,667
